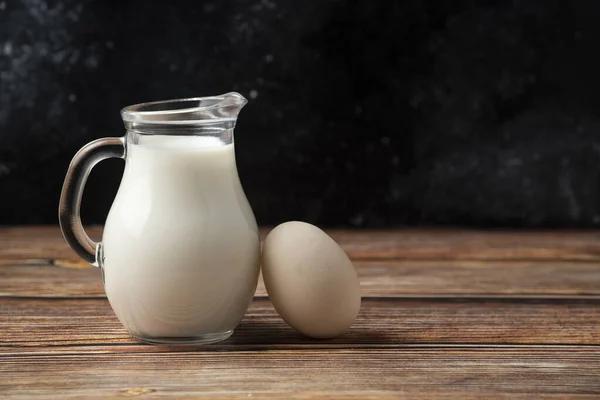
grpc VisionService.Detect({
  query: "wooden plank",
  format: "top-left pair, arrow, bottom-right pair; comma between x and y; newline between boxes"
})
2,297 -> 599,348
3,226 -> 600,262
2,260 -> 600,298
328,229 -> 600,261
356,260 -> 600,297
0,226 -> 95,262
0,263 -> 105,297
0,347 -> 599,399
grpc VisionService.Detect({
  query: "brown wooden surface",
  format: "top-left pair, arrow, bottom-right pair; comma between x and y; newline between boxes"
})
1,226 -> 600,398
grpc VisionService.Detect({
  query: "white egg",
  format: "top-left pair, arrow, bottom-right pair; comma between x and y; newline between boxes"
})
261,221 -> 361,338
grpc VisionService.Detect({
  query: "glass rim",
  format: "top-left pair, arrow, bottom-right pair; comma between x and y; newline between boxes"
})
120,92 -> 247,125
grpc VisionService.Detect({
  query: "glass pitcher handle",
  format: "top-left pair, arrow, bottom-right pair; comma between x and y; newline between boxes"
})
58,137 -> 126,266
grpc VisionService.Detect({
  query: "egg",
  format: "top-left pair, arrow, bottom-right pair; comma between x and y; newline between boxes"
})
261,221 -> 361,338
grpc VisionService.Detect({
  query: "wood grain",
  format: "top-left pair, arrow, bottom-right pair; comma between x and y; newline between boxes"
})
1,348 -> 599,399
3,226 -> 600,261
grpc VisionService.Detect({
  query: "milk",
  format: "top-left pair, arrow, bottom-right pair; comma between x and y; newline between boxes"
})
102,135 -> 260,340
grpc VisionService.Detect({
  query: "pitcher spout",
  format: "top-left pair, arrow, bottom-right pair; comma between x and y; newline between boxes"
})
214,92 -> 248,119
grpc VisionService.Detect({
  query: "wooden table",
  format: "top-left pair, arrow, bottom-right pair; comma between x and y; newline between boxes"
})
2,227 -> 600,398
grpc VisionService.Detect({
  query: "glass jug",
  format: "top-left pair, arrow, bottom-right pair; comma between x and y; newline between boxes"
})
59,93 -> 260,345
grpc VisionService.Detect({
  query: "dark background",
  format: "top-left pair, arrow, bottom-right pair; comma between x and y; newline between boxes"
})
1,0 -> 600,227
